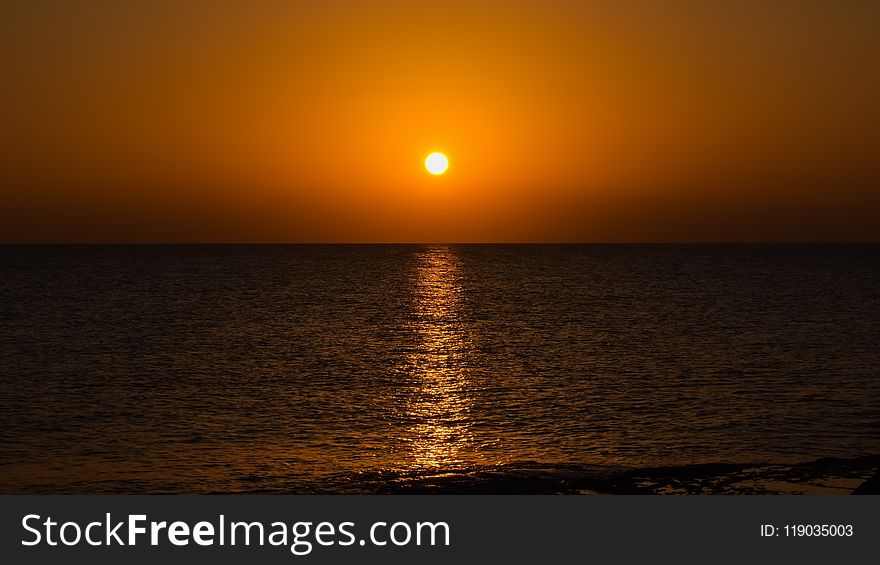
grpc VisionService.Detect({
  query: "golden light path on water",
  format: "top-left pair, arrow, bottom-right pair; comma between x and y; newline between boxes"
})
403,246 -> 475,469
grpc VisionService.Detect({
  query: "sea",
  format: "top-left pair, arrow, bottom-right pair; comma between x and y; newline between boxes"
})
1,244 -> 878,494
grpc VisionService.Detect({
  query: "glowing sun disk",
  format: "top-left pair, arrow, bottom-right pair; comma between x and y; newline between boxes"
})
425,152 -> 449,175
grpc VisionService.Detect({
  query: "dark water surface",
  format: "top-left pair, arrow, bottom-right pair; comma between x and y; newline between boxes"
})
1,245 -> 878,493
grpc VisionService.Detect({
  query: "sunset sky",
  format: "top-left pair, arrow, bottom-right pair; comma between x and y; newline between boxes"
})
2,0 -> 878,242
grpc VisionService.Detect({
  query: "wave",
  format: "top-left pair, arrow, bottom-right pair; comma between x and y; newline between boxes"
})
302,455 -> 880,495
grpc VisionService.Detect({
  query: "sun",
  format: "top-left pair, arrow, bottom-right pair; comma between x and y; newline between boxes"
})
425,152 -> 449,175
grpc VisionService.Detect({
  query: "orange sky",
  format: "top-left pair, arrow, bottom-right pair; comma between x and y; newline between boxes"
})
2,0 -> 878,242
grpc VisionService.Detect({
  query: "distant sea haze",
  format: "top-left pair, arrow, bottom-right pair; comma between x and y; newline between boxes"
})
1,244 -> 878,493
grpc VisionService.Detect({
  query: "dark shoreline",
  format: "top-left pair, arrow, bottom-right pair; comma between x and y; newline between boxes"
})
195,454 -> 880,496
3,455 -> 877,496
339,454 -> 880,495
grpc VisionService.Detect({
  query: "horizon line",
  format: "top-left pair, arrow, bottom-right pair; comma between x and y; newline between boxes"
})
2,241 -> 879,246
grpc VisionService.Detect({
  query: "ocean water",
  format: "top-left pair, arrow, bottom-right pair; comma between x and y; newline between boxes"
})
1,244 -> 878,493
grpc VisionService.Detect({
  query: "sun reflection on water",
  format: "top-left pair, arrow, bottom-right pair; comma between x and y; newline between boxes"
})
403,246 -> 474,469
